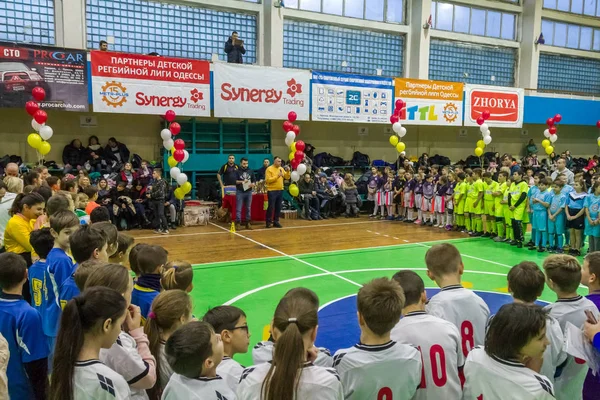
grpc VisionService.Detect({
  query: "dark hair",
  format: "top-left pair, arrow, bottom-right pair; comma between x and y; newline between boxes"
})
161,261 -> 193,291
507,262 -> 545,303
91,221 -> 118,254
165,321 -> 215,378
231,31 -> 238,35
84,263 -> 130,294
425,243 -> 462,276
69,225 -> 107,263
46,194 -> 71,217
49,210 -> 79,234
472,168 -> 482,177
357,278 -> 404,335
88,135 -> 100,146
117,181 -> 127,189
392,270 -> 425,307
129,243 -> 148,276
99,40 -> 107,45
513,168 -> 524,176
29,228 -> 54,259
61,178 -> 78,192
23,171 -> 39,186
240,157 -> 248,163
498,171 -> 509,179
83,186 -> 98,199
34,185 -> 52,203
0,253 -> 27,289
482,172 -> 492,179
203,305 -> 246,334
540,177 -> 553,187
284,287 -> 319,309
153,167 -> 162,175
50,287 -> 127,400
9,192 -> 44,216
485,303 -> 547,361
543,254 -> 582,293
90,206 -> 111,223
273,156 -> 281,162
137,245 -> 168,275
456,172 -> 466,181
113,233 -> 134,259
147,52 -> 160,56
108,137 -> 117,143
74,260 -> 104,291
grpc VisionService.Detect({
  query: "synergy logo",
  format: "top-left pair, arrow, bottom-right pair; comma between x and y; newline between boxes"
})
220,77 -> 305,107
100,81 -> 128,108
470,90 -> 519,122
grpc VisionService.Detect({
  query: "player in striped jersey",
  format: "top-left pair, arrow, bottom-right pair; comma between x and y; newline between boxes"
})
334,278 -> 421,400
391,270 -> 463,400
424,244 -> 490,357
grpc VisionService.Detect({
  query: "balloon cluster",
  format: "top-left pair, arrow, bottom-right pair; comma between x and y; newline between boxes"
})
474,110 -> 492,157
596,120 -> 600,147
389,99 -> 408,155
283,111 -> 306,197
26,87 -> 53,159
160,110 -> 191,200
542,114 -> 562,155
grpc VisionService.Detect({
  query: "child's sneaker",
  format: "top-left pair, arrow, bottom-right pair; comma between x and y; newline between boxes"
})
414,219 -> 423,225
493,236 -> 505,242
537,246 -> 546,253
369,214 -> 376,218
556,248 -> 564,254
386,216 -> 394,221
525,240 -> 534,247
445,225 -> 453,231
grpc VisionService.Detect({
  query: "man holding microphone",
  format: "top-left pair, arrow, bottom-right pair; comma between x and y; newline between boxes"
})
265,157 -> 289,228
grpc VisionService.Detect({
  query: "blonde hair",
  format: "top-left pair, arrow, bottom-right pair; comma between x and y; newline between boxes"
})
161,261 -> 193,291
76,193 -> 89,210
4,176 -> 23,194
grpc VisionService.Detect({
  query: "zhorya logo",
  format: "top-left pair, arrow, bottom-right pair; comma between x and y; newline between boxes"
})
470,90 -> 519,123
100,81 -> 128,108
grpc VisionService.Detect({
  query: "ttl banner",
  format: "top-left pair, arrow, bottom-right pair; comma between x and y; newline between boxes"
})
90,51 -> 210,116
0,42 -> 89,111
464,85 -> 524,128
311,71 -> 393,123
213,63 -> 310,120
394,78 -> 463,126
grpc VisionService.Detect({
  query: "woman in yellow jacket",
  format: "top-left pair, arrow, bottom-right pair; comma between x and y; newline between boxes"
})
4,192 -> 45,265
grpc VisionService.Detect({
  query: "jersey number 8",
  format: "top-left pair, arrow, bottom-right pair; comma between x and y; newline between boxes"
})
461,320 -> 475,357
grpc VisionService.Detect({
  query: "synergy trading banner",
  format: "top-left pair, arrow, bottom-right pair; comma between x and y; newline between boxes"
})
91,51 -> 210,116
0,42 -> 88,111
464,84 -> 524,128
213,63 -> 310,120
311,71 -> 393,123
394,78 -> 464,126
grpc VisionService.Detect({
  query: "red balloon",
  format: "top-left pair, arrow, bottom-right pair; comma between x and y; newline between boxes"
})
295,140 -> 306,152
283,121 -> 293,132
597,120 -> 600,129
169,122 -> 181,135
390,115 -> 399,124
288,111 -> 297,123
395,99 -> 404,109
549,126 -> 557,135
290,159 -> 300,169
165,110 -> 176,122
546,118 -> 555,127
173,149 -> 185,162
33,110 -> 47,124
476,116 -> 485,126
32,86 -> 46,101
292,125 -> 300,136
482,110 -> 491,120
553,114 -> 562,124
294,151 -> 305,161
25,101 -> 39,116
173,139 -> 185,150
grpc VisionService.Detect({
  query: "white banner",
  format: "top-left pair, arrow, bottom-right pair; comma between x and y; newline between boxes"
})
464,84 -> 524,128
213,63 -> 310,120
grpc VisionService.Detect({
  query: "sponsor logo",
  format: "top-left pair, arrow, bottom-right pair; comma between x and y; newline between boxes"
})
219,77 -> 305,107
135,92 -> 187,108
33,50 -> 84,63
443,102 -> 459,123
470,90 -> 519,122
190,88 -> 203,103
100,81 -> 128,108
287,78 -> 302,97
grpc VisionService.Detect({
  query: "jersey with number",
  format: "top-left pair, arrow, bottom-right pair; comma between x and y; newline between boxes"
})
237,362 -> 343,400
28,259 -> 47,314
463,347 -> 555,400
390,311 -> 463,400
218,356 -> 244,393
59,274 -> 80,310
44,247 -> 76,338
426,285 -> 490,358
333,341 -> 421,400
162,374 -> 236,400
252,340 -> 333,367
74,359 -> 131,400
545,296 -> 599,400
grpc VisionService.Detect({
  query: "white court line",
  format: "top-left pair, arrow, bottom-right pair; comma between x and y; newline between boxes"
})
209,222 -> 363,289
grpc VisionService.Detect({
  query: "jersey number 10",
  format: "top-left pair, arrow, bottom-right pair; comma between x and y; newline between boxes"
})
418,344 -> 448,387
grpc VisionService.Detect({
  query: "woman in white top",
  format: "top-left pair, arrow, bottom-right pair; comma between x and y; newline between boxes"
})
50,286 -> 131,400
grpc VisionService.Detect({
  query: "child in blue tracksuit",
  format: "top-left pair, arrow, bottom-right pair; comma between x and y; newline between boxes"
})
548,180 -> 568,254
27,228 -> 54,315
530,178 -> 551,252
131,244 -> 168,324
585,182 -> 600,252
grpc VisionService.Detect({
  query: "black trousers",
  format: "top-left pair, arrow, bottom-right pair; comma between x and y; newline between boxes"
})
266,190 -> 283,225
150,200 -> 169,230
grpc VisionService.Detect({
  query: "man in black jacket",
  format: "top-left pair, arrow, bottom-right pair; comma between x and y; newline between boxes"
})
104,137 -> 130,167
224,31 -> 246,64
299,173 -> 320,220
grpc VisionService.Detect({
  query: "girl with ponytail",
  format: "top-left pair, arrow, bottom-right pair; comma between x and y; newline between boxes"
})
50,286 -> 129,400
160,261 -> 193,292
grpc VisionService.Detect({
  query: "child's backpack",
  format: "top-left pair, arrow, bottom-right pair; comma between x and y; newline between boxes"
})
352,151 -> 370,168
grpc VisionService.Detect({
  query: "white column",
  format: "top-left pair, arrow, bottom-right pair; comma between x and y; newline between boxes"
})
406,0 -> 432,79
262,0 -> 285,67
54,0 -> 87,49
519,0 -> 543,89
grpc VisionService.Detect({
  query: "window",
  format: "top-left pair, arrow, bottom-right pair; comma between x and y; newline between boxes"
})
345,0 -> 364,19
0,0 -> 55,45
386,0 -> 404,23
545,0 -> 600,16
539,53 -> 600,94
365,0 -> 385,21
431,2 -> 517,40
323,0 -> 343,15
542,19 -> 600,52
300,0 -> 321,12
284,0 -> 405,23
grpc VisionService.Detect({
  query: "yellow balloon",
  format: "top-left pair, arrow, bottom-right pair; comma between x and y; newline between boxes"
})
38,141 -> 51,156
289,183 -> 299,197
476,140 -> 485,149
474,147 -> 483,157
174,188 -> 185,200
27,133 -> 42,149
290,142 -> 297,153
597,140 -> 600,147
396,142 -> 406,153
167,156 -> 178,168
545,145 -> 554,155
289,152 -> 295,161
181,181 -> 192,194
541,139 -> 550,149
389,135 -> 399,147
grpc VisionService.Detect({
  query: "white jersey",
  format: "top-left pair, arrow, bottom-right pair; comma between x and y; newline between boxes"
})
391,311 -> 463,400
162,373 -> 236,400
540,316 -> 567,385
252,340 -> 333,367
237,362 -> 343,400
333,341 -> 422,400
426,285 -> 490,358
463,347 -> 555,400
218,357 -> 244,393
158,341 -> 173,390
544,296 -> 599,400
74,359 -> 131,400
99,331 -> 150,400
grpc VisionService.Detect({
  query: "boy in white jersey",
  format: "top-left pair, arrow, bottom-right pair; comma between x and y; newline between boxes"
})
203,305 -> 250,393
390,270 -> 463,400
424,243 -> 490,358
543,255 -> 600,400
334,278 -> 422,400
506,261 -> 567,383
163,321 -> 236,400
463,303 -> 555,400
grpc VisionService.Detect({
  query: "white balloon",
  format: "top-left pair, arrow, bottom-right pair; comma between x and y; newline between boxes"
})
480,123 -> 489,133
39,125 -> 53,140
182,150 -> 190,163
544,129 -> 551,138
483,135 -> 492,145
392,122 -> 403,134
482,130 -> 491,137
170,167 -> 181,179
160,129 -> 172,141
597,136 -> 600,142
176,173 -> 188,185
285,136 -> 294,147
291,171 -> 300,182
32,119 -> 43,132
286,131 -> 295,142
550,134 -> 558,143
163,138 -> 174,150
399,127 -> 407,137
297,163 -> 307,175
